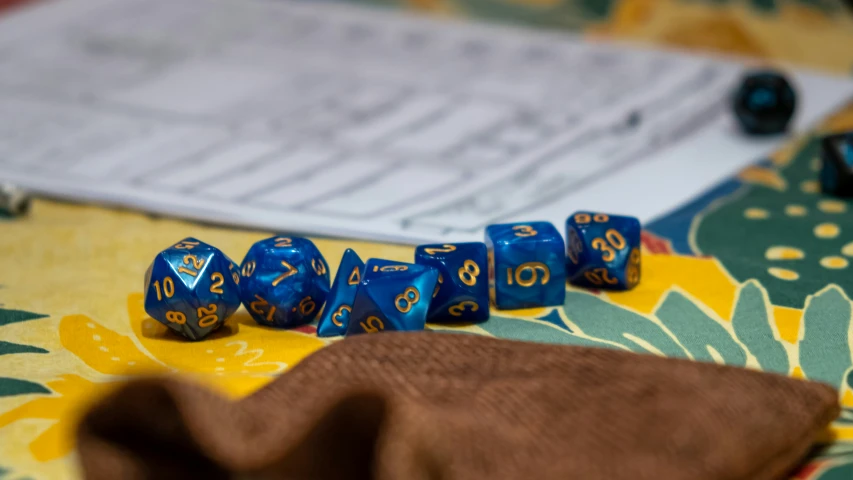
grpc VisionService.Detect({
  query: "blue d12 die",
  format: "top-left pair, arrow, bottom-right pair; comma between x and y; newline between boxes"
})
346,259 -> 439,336
239,236 -> 330,328
316,248 -> 365,337
732,70 -> 796,136
565,212 -> 641,290
485,222 -> 566,310
820,131 -> 853,197
414,242 -> 489,323
143,237 -> 241,341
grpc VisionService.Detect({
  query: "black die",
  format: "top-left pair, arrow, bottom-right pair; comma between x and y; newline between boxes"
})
732,70 -> 796,136
820,131 -> 853,197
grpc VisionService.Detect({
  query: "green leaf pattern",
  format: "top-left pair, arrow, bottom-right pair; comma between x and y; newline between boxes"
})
0,307 -> 50,395
731,281 -> 790,374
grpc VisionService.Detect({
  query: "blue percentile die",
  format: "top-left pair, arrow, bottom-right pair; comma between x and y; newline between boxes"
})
565,212 -> 641,291
316,248 -> 365,337
485,222 -> 566,310
346,258 -> 439,336
239,236 -> 331,328
414,242 -> 489,323
143,237 -> 241,341
820,131 -> 853,197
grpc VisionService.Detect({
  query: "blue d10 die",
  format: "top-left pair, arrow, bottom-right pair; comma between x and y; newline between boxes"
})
485,222 -> 566,310
239,236 -> 330,328
414,242 -> 489,323
820,131 -> 853,197
346,259 -> 439,336
316,249 -> 365,337
143,237 -> 241,341
732,70 -> 796,136
565,212 -> 641,290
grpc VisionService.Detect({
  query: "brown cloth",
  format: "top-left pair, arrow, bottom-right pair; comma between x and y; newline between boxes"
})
77,332 -> 839,480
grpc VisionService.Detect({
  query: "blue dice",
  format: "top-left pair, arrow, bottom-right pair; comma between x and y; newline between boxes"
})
347,259 -> 439,335
820,131 -> 853,197
565,212 -> 641,290
485,222 -> 566,310
143,237 -> 241,341
316,248 -> 365,337
414,242 -> 489,323
732,70 -> 796,136
239,236 -> 330,328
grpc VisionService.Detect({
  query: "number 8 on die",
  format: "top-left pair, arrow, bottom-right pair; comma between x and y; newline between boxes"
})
347,259 -> 439,335
415,242 -> 490,323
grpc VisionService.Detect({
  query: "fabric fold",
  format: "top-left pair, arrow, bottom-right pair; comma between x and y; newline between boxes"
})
77,332 -> 839,480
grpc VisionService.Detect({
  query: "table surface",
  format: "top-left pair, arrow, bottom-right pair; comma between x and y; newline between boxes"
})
3,0 -> 853,478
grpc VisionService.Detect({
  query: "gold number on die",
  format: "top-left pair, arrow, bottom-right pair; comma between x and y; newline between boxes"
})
512,225 -> 538,237
458,260 -> 480,286
395,286 -> 420,313
506,262 -> 550,287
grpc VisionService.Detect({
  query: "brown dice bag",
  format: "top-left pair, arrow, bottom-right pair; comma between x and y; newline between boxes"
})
76,332 -> 839,480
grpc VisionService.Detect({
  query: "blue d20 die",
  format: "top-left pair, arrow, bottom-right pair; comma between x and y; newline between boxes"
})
732,70 -> 796,136
143,237 -> 241,341
485,222 -> 566,310
565,212 -> 641,290
414,242 -> 489,323
820,131 -> 853,197
239,236 -> 330,328
346,259 -> 439,336
316,248 -> 365,337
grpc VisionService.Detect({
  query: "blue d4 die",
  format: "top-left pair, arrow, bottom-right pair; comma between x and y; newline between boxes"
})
820,131 -> 853,197
316,249 -> 365,337
485,222 -> 566,310
565,212 -> 641,290
143,237 -> 241,341
239,236 -> 330,328
414,242 -> 489,323
347,259 -> 439,336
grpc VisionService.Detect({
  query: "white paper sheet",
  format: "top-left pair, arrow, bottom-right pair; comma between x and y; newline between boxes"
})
0,0 -> 851,243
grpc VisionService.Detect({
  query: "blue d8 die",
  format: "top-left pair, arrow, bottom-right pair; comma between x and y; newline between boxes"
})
485,222 -> 566,310
732,70 -> 796,136
316,249 -> 365,337
239,236 -> 330,328
347,259 -> 439,336
820,131 -> 853,197
414,242 -> 489,323
143,237 -> 241,341
565,212 -> 641,290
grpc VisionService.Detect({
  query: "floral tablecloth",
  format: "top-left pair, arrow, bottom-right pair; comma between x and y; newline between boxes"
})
2,0 -> 853,478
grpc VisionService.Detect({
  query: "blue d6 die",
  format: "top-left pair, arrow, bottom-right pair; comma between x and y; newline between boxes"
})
347,259 -> 439,336
485,222 -> 566,310
143,237 -> 241,341
414,242 -> 489,323
820,131 -> 853,197
316,248 -> 365,337
565,212 -> 641,290
732,70 -> 796,136
239,236 -> 330,328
